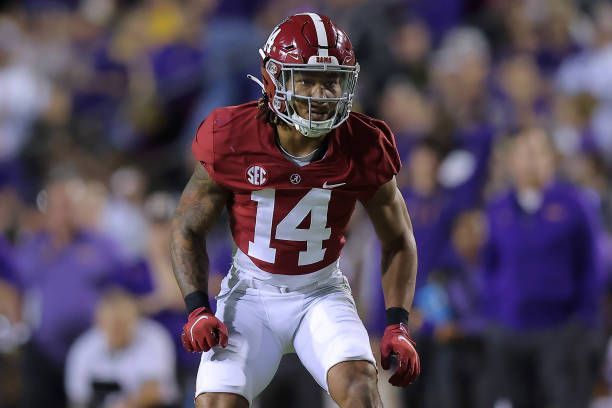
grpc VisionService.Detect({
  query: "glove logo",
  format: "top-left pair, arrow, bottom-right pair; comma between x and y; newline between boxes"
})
397,335 -> 410,344
190,315 -> 210,343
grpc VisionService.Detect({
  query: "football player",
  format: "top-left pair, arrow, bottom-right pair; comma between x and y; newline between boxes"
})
171,13 -> 420,408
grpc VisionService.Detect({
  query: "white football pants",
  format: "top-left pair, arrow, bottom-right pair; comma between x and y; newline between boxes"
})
195,251 -> 376,405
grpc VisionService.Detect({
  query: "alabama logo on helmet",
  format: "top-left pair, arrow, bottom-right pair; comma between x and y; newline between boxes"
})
246,165 -> 268,186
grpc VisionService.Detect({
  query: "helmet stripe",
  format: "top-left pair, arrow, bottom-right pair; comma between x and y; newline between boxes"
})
304,13 -> 328,56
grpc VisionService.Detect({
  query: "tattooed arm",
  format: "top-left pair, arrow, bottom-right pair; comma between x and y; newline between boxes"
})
170,164 -> 230,298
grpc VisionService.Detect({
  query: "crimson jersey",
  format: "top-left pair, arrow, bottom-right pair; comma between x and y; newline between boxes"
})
192,101 -> 400,275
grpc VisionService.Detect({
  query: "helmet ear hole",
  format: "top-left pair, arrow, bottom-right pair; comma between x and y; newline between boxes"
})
266,61 -> 280,77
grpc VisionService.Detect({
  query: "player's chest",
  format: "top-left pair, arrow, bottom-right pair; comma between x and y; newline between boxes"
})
230,185 -> 356,266
223,150 -> 364,227
232,184 -> 355,224
217,147 -> 353,190
236,153 -> 357,217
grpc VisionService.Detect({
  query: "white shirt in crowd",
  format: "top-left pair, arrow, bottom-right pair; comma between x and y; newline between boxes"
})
65,319 -> 179,406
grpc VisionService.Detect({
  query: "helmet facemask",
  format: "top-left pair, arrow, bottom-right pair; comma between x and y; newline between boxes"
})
263,55 -> 359,138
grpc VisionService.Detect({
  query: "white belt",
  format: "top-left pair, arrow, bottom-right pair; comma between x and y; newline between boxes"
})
232,249 -> 342,293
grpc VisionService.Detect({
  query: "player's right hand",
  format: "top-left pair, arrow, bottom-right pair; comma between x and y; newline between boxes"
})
181,307 -> 229,352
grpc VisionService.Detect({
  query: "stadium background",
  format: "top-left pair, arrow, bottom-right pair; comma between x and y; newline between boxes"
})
0,0 -> 612,407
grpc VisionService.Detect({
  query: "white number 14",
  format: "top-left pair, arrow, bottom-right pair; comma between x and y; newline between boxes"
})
248,188 -> 332,266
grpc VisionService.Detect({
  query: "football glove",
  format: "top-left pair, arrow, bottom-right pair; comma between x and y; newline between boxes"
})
181,307 -> 228,352
380,323 -> 421,386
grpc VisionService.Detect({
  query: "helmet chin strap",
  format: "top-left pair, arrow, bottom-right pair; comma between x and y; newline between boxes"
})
247,74 -> 265,93
290,111 -> 333,138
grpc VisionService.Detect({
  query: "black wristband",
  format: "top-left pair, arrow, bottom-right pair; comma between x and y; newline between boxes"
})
184,290 -> 211,314
386,307 -> 409,326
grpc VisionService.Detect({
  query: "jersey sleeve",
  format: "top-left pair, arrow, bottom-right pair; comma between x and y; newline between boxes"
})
356,118 -> 402,202
191,103 -> 263,190
374,119 -> 402,185
191,111 -> 216,179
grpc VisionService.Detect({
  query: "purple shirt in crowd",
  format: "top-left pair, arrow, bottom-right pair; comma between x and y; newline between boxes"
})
401,123 -> 493,282
0,236 -> 16,286
483,182 -> 601,331
442,252 -> 487,336
402,188 -> 463,288
14,230 -> 126,365
406,0 -> 465,44
449,123 -> 494,209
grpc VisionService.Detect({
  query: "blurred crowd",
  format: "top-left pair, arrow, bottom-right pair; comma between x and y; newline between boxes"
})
1,0 -> 612,407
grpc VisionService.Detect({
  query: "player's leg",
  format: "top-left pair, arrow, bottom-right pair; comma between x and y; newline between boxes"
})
327,360 -> 381,408
293,289 -> 381,408
195,275 -> 284,407
195,392 -> 249,408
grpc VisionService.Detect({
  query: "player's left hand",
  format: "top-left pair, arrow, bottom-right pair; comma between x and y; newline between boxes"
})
380,323 -> 420,386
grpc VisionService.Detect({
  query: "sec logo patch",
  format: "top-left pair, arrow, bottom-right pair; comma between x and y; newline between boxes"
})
246,165 -> 268,186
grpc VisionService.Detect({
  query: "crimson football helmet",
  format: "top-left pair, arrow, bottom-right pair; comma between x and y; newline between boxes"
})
253,13 -> 359,138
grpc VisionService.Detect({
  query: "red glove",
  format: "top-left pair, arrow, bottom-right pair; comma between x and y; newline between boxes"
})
181,307 -> 229,352
380,323 -> 421,386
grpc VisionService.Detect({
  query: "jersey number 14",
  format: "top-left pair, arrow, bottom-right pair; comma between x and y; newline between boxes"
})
248,188 -> 332,266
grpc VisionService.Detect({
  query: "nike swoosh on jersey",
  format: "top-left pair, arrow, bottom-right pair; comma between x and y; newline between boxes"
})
322,181 -> 346,189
